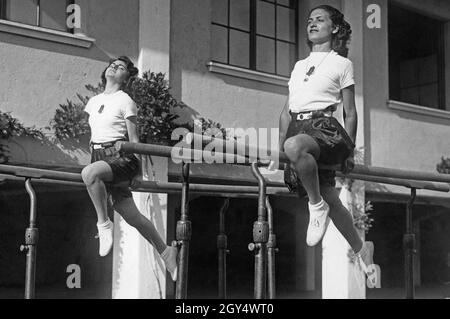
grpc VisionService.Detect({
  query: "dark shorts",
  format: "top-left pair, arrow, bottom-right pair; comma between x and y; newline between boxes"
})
90,145 -> 140,204
284,114 -> 355,197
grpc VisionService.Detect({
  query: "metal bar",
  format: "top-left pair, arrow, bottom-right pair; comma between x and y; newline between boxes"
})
349,166 -> 450,184
342,173 -> 450,193
131,180 -> 294,196
2,165 -> 447,193
176,162 -> 191,299
0,164 -> 82,182
405,188 -> 417,299
0,174 -> 85,188
22,179 -> 38,299
167,136 -> 450,184
115,142 -> 252,166
1,169 -> 447,197
186,132 -> 278,165
177,169 -> 449,193
266,197 -> 276,299
218,198 -> 230,299
250,163 -> 268,299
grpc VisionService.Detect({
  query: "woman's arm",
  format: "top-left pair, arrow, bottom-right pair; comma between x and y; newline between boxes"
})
125,116 -> 144,167
341,85 -> 357,173
279,96 -> 292,152
342,85 -> 357,146
125,116 -> 140,144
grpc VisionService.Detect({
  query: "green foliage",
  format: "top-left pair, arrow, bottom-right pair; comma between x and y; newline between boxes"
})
49,95 -> 91,140
353,201 -> 375,234
0,111 -> 44,139
189,117 -> 228,139
335,147 -> 375,234
437,157 -> 450,174
0,111 -> 44,163
128,72 -> 184,145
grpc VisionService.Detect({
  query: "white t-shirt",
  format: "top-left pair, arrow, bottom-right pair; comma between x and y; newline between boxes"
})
84,90 -> 137,143
288,50 -> 355,113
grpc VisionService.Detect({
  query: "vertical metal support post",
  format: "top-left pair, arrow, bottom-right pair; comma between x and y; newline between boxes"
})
217,198 -> 230,299
266,197 -> 277,299
21,178 -> 39,299
404,188 -> 416,299
175,162 -> 191,299
248,163 -> 269,299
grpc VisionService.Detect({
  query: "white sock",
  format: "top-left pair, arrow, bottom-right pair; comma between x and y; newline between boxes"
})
97,218 -> 112,229
309,198 -> 325,211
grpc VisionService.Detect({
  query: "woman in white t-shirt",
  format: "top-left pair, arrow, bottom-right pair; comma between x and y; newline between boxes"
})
278,5 -> 375,282
82,56 -> 177,281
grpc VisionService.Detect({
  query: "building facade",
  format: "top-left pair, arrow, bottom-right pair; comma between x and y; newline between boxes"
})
0,0 -> 449,298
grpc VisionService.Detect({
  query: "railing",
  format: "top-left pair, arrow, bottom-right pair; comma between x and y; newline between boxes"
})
0,138 -> 449,299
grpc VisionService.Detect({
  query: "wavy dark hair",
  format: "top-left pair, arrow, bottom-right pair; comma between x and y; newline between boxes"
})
307,5 -> 352,57
101,56 -> 139,90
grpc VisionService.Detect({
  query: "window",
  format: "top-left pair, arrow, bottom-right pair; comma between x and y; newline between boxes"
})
388,3 -> 446,109
0,0 -> 74,33
211,0 -> 298,77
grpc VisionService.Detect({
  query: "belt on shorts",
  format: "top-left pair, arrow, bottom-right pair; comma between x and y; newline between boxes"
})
290,110 -> 333,121
90,140 -> 120,150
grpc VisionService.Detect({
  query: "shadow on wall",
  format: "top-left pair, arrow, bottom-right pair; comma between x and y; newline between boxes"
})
0,0 -> 140,62
386,105 -> 450,127
5,134 -> 90,168
172,101 -> 201,128
0,32 -> 111,63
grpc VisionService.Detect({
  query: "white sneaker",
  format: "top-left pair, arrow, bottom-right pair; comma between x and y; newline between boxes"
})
162,245 -> 178,282
306,199 -> 330,247
96,220 -> 114,257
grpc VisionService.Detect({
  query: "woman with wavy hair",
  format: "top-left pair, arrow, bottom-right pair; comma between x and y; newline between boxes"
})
277,5 -> 375,280
81,56 -> 178,281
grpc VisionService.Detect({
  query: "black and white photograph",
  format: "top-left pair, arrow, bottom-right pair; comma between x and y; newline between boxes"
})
0,0 -> 449,304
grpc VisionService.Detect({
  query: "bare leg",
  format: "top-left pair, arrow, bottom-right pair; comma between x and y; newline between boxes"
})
81,161 -> 114,224
284,134 -> 322,204
114,197 -> 178,280
113,197 -> 167,254
321,185 -> 363,253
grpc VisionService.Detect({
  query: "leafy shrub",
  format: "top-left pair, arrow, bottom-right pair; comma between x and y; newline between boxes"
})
49,95 -> 91,140
0,111 -> 44,163
128,72 -> 184,145
437,157 -> 450,174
